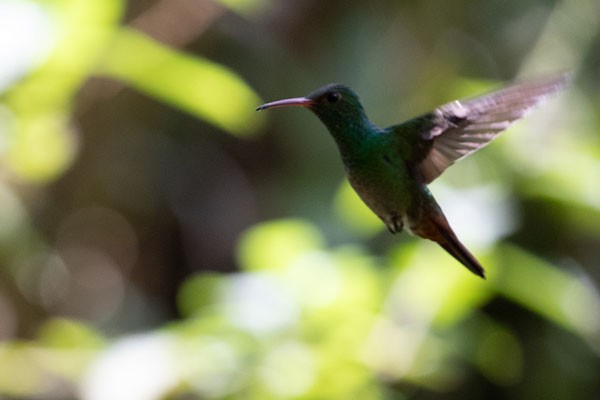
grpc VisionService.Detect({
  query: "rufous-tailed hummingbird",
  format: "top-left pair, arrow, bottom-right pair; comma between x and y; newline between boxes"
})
257,74 -> 570,278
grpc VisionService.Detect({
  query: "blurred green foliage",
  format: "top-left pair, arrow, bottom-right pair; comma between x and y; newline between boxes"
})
98,28 -> 265,137
0,0 -> 599,399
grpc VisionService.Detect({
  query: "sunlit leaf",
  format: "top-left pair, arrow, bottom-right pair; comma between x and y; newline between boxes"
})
30,318 -> 105,381
6,113 -> 76,181
280,250 -> 343,308
0,343 -> 44,397
495,244 -> 600,342
387,241 -> 493,328
446,77 -> 501,101
174,335 -> 242,398
237,218 -> 324,271
222,272 -> 299,334
177,273 -> 226,318
257,341 -> 316,398
1,0 -> 123,182
37,318 -> 105,349
514,136 -> 600,237
330,247 -> 384,312
97,28 -> 265,137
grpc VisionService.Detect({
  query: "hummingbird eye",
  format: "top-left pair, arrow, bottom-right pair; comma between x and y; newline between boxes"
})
326,92 -> 341,103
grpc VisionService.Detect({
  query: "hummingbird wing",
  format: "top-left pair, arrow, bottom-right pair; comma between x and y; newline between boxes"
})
409,73 -> 571,184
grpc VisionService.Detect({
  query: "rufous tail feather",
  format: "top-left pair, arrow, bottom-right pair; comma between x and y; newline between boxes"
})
437,228 -> 485,278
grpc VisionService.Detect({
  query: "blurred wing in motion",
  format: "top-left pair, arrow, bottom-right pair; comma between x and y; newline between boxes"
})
412,73 -> 572,183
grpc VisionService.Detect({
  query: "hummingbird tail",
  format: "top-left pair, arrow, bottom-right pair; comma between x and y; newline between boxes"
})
412,211 -> 486,278
437,228 -> 486,279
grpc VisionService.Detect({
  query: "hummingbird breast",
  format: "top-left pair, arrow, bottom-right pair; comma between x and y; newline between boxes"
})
341,140 -> 418,234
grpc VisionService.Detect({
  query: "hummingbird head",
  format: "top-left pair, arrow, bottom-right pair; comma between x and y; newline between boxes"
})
256,84 -> 368,132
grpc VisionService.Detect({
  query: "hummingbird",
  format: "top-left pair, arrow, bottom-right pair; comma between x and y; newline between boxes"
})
256,74 -> 570,278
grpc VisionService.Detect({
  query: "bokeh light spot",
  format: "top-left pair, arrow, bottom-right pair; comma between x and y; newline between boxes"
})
237,219 -> 324,271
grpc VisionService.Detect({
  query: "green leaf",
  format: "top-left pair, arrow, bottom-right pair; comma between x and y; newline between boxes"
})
495,244 -> 600,342
236,219 -> 324,271
97,28 -> 265,137
2,0 -> 124,182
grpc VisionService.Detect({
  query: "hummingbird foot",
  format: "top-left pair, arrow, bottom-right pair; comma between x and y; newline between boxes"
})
386,214 -> 404,234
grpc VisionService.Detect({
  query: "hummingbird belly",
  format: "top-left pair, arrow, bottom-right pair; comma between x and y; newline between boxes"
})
345,154 -> 416,234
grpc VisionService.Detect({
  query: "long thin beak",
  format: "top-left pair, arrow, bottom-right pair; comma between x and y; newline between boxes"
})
256,97 -> 313,111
